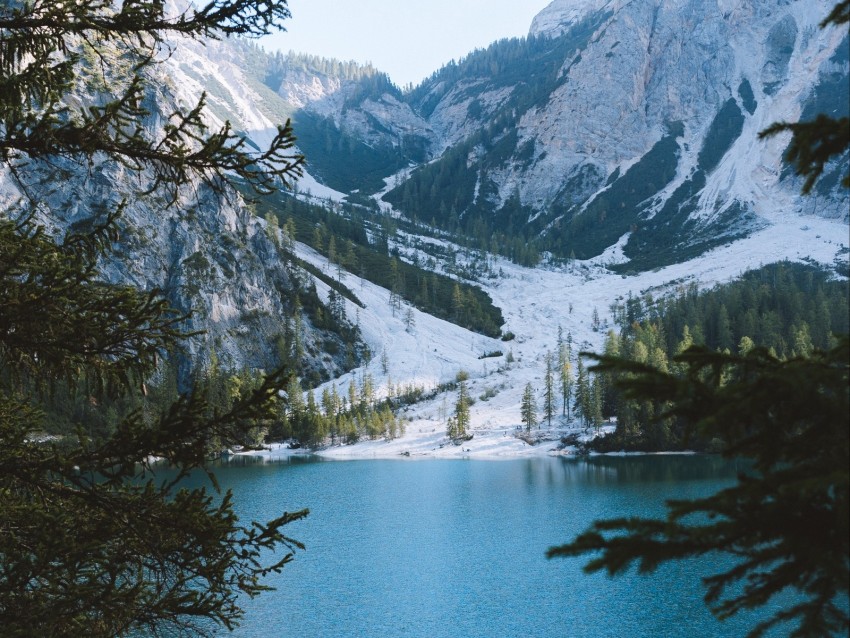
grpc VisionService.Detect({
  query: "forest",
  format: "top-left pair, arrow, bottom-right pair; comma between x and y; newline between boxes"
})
570,262 -> 849,451
253,189 -> 506,337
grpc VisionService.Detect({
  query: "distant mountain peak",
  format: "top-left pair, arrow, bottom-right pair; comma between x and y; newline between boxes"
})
530,0 -> 613,38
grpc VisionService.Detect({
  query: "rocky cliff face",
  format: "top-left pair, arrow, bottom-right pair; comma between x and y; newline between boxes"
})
514,0 -> 848,239
4,1 -> 845,382
268,0 -> 847,268
0,33 -> 361,382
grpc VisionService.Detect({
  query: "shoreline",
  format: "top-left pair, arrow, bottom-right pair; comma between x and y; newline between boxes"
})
226,425 -> 703,464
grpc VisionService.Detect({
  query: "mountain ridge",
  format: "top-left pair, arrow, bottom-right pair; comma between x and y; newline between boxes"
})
256,0 -> 847,270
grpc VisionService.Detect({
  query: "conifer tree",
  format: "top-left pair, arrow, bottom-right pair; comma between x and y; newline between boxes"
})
521,383 -> 537,432
543,350 -> 556,427
573,359 -> 589,426
451,372 -> 471,439
451,282 -> 465,321
738,335 -> 755,355
0,3 -> 309,635
559,334 -> 573,417
589,374 -> 603,430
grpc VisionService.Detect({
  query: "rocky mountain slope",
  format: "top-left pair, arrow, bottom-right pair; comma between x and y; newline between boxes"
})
262,0 -> 848,270
0,30 -> 363,383
4,0 -> 846,384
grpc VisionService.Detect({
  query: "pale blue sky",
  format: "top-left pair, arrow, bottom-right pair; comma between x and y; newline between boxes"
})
260,0 -> 554,88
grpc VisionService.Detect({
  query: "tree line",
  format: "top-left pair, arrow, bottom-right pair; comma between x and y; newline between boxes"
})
253,189 -> 506,337
589,262 -> 848,451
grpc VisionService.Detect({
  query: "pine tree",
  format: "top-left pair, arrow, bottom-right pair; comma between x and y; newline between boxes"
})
451,282 -> 465,321
446,416 -> 458,439
0,2 -> 307,635
404,306 -> 415,333
521,383 -> 537,432
283,217 -> 297,251
561,358 -> 573,419
589,374 -> 604,430
361,373 -> 375,411
347,378 -> 359,415
559,334 -> 573,418
451,372 -> 471,439
738,335 -> 755,355
574,359 -> 589,426
543,350 -> 556,427
327,235 -> 337,264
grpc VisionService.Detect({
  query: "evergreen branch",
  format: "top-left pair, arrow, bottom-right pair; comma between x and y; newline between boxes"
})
759,116 -> 850,194
0,0 -> 291,40
821,0 -> 850,26
552,338 -> 850,637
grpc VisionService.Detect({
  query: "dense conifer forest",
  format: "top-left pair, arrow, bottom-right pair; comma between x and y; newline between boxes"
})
583,262 -> 849,452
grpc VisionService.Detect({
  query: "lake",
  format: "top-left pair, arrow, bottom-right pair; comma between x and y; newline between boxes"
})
195,455 -> 784,637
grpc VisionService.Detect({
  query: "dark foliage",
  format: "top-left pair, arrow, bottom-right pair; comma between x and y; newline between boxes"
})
550,340 -> 849,638
0,1 -> 309,636
592,262 -> 849,452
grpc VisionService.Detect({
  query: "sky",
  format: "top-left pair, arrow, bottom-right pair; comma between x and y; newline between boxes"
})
260,0 -> 554,88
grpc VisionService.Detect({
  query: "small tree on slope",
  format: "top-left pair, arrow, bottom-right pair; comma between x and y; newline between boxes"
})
521,383 -> 537,432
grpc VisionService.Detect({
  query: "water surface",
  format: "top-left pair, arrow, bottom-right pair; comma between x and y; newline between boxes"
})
192,455 -> 784,637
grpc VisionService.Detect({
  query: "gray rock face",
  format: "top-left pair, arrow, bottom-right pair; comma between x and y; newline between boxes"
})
0,35 -> 360,380
274,61 -> 431,157
271,1 -> 846,265
509,0 -> 845,217
375,0 -> 847,264
529,0 -> 612,38
762,14 -> 799,95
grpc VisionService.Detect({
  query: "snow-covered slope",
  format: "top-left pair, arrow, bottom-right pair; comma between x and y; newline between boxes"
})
239,210 -> 847,461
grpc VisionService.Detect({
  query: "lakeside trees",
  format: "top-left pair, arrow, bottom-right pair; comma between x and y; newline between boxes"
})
520,383 -> 537,432
549,5 -> 850,635
594,261 -> 849,451
0,1 -> 308,635
543,350 -> 556,427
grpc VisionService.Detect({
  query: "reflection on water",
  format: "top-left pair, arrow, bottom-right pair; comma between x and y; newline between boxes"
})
166,455 -> 786,638
568,454 -> 746,484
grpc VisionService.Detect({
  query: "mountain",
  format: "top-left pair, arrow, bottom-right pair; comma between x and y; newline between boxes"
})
0,29 -> 366,385
264,0 -> 848,270
259,52 -> 431,194
3,0 -> 846,387
2,0 -> 847,455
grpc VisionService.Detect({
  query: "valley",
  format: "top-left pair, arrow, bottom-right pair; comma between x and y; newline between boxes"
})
240,202 -> 847,460
1,0 -> 848,636
1,0 -> 846,453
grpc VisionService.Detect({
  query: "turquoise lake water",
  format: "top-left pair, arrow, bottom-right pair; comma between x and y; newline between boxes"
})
193,455 -> 790,637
